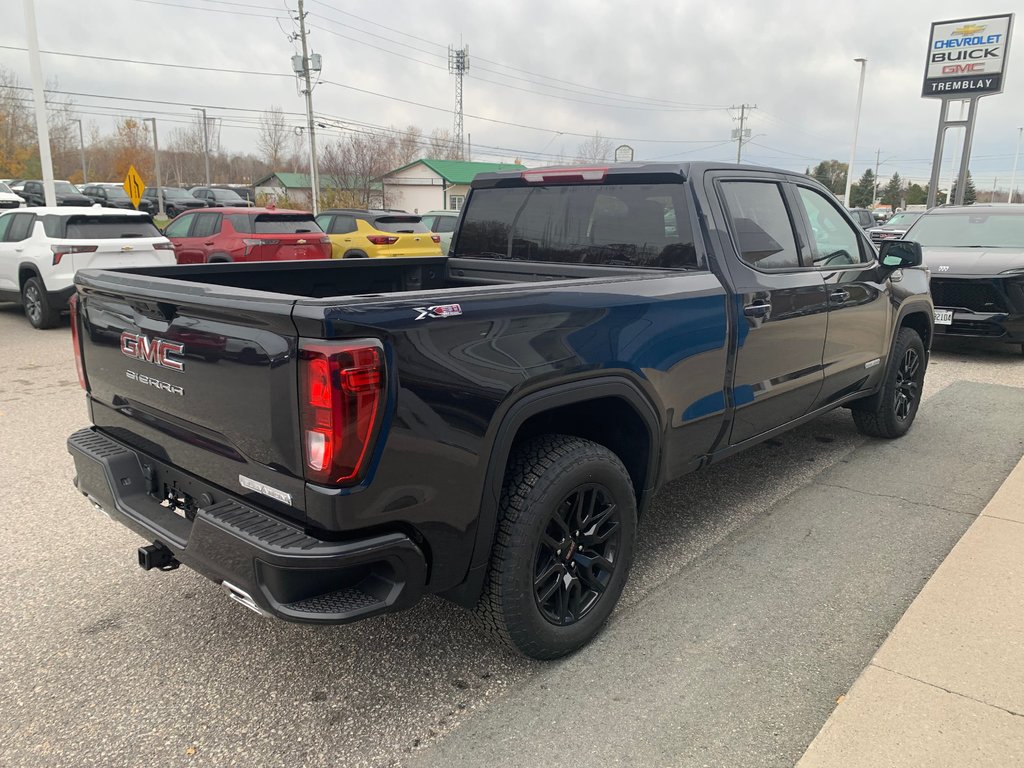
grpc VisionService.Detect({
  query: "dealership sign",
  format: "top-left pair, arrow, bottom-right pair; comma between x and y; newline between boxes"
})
922,14 -> 1014,97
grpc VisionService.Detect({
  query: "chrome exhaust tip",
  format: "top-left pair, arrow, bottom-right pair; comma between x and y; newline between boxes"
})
221,581 -> 271,618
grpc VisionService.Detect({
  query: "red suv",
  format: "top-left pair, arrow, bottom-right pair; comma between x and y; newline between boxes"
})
164,207 -> 332,263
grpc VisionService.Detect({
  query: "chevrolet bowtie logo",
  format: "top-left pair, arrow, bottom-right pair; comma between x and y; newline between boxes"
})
952,23 -> 986,36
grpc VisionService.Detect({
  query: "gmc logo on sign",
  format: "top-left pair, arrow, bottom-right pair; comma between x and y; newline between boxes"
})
120,332 -> 185,371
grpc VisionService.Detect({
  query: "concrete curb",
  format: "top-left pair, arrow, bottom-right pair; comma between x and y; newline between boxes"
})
797,454 -> 1024,767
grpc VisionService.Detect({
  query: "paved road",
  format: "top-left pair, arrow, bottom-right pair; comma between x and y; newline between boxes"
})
0,304 -> 1022,768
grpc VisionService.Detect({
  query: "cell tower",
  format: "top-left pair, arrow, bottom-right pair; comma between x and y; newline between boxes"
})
449,44 -> 469,159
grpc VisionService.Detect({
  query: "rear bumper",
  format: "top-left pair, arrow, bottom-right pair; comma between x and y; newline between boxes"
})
67,427 -> 427,623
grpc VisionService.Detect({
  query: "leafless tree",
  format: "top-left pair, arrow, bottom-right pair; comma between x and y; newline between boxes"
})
257,106 -> 288,169
395,125 -> 423,165
427,128 -> 462,160
575,131 -> 613,164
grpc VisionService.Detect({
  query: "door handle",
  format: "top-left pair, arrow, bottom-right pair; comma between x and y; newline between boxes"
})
830,289 -> 851,302
15,247 -> 24,252
204,241 -> 215,246
743,300 -> 771,319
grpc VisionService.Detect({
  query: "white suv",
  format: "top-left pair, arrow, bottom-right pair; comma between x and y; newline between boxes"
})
0,207 -> 176,329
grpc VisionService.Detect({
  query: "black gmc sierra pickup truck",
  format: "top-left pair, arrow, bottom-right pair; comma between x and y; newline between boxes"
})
67,163 -> 933,659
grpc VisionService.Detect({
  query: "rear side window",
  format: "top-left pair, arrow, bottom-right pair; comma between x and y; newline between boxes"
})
330,215 -> 357,234
7,213 -> 35,241
719,181 -> 801,270
433,216 -> 457,233
0,213 -> 12,240
251,214 -> 320,234
191,213 -> 222,238
373,216 -> 429,234
455,182 -> 699,269
64,215 -> 162,239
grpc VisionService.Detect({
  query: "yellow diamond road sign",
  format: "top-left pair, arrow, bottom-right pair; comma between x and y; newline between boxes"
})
123,166 -> 145,209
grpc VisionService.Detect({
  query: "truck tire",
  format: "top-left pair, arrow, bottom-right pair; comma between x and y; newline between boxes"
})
851,327 -> 925,438
476,434 -> 637,659
22,276 -> 62,329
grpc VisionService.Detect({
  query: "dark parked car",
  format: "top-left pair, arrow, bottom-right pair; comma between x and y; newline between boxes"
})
867,211 -> 923,245
143,187 -> 208,218
67,162 -> 933,659
214,185 -> 255,204
81,184 -> 155,214
847,207 -> 877,230
189,187 -> 254,208
18,180 -> 92,207
904,204 -> 1024,352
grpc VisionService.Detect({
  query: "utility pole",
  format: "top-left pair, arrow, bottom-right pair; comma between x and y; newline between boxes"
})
191,107 -> 211,187
1010,127 -> 1023,204
294,0 -> 321,214
872,148 -> 881,205
449,44 -> 469,159
844,58 -> 868,207
731,104 -> 756,163
24,0 -> 55,206
145,117 -> 164,218
72,118 -> 87,184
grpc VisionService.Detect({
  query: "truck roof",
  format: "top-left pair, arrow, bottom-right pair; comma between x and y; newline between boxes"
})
472,161 -> 796,187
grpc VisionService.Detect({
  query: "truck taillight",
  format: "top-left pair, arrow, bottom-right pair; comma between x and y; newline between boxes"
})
299,340 -> 385,485
366,235 -> 399,245
69,293 -> 86,389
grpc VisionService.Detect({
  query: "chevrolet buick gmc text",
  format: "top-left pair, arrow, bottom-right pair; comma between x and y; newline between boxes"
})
67,163 -> 933,659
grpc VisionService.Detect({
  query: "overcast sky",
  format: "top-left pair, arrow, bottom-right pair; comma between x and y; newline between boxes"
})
2,0 -> 1022,191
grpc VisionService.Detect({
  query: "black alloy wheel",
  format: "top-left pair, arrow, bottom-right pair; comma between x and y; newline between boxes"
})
476,435 -> 637,659
851,327 -> 926,438
893,347 -> 921,422
534,484 -> 621,626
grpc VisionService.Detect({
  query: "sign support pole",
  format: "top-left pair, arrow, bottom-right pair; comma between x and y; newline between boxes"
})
953,97 -> 979,205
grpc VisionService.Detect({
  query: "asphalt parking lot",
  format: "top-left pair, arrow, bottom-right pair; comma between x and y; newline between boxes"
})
1,304 -> 1023,768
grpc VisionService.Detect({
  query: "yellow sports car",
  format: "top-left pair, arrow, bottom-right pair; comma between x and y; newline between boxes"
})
315,209 -> 442,259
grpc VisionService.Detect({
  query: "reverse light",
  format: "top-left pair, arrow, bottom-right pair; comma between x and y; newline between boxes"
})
299,340 -> 385,485
521,167 -> 608,184
51,244 -> 98,266
366,235 -> 399,245
69,293 -> 86,389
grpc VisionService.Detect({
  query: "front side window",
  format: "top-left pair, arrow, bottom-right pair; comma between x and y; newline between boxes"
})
719,181 -> 801,270
164,215 -> 193,238
796,187 -> 866,267
455,182 -> 700,269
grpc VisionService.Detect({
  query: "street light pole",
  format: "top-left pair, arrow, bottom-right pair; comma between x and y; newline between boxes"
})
1010,127 -> 1023,204
191,107 -> 211,187
145,117 -> 164,218
72,118 -> 87,184
843,58 -> 868,208
23,0 -> 55,206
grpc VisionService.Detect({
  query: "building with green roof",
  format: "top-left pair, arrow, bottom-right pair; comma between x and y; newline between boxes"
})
381,159 -> 526,213
253,172 -> 384,209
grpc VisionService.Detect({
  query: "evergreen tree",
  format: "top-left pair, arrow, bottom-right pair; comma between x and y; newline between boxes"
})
850,168 -> 875,208
881,172 -> 903,208
905,183 -> 926,206
950,171 -> 977,205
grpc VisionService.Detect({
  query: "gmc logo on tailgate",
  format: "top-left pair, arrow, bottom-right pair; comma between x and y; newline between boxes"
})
120,332 -> 185,371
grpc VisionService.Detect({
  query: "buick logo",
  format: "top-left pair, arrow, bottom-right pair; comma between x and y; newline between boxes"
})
120,332 -> 185,371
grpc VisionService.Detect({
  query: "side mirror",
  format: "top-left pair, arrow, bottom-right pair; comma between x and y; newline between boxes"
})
879,240 -> 922,269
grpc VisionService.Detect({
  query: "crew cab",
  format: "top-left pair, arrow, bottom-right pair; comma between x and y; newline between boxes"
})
66,163 -> 933,659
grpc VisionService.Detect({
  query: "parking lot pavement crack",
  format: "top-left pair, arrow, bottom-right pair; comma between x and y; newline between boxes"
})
869,662 -> 1024,720
814,482 -> 979,518
980,514 -> 1024,528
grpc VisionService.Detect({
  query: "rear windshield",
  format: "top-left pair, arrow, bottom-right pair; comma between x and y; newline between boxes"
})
213,190 -> 245,201
907,212 -> 1024,248
228,213 -> 321,234
55,182 -> 81,195
884,212 -> 920,228
454,182 -> 700,268
103,187 -> 131,200
63,215 -> 161,239
373,216 -> 429,234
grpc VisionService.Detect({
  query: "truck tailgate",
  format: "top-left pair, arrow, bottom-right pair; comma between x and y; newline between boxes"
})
76,275 -> 307,518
